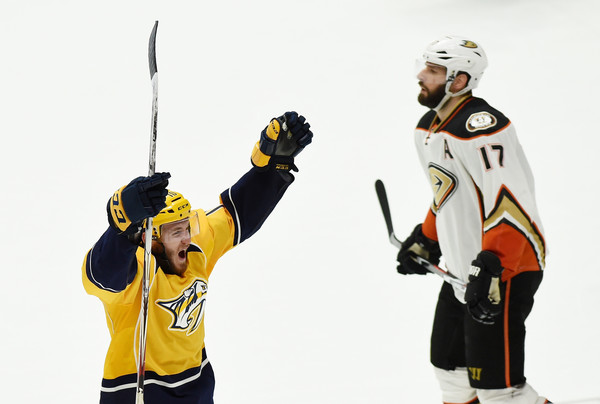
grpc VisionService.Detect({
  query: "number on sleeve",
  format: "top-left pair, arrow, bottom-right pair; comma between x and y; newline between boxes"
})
478,144 -> 504,171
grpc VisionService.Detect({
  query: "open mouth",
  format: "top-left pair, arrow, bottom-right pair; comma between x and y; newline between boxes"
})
178,250 -> 187,260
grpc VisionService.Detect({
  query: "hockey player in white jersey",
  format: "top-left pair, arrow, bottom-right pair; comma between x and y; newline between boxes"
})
395,36 -> 551,403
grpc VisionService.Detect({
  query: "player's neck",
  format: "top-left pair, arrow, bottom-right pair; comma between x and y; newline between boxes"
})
436,94 -> 472,122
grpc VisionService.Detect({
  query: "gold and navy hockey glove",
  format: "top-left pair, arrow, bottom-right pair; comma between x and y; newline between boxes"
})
465,250 -> 504,325
107,172 -> 170,235
251,111 -> 313,172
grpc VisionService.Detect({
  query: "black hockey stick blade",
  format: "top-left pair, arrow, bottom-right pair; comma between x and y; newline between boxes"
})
375,179 -> 402,248
148,21 -> 159,79
374,179 -> 467,291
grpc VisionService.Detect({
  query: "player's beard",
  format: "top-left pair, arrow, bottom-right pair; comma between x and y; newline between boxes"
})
418,82 -> 447,109
166,248 -> 188,276
152,241 -> 189,276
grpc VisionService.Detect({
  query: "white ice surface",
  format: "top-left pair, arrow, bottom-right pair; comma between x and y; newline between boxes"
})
1,0 -> 599,402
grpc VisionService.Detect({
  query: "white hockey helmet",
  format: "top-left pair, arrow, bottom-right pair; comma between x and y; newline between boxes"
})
422,35 -> 488,95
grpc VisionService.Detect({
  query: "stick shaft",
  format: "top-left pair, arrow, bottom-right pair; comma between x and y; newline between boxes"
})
137,20 -> 159,404
374,179 -> 466,291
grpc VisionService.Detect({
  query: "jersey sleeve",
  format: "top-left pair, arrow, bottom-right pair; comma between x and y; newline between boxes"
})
197,206 -> 237,277
452,124 -> 546,277
219,167 -> 294,246
82,226 -> 142,304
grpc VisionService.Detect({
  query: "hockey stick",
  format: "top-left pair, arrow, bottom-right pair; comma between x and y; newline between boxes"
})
374,179 -> 466,292
136,20 -> 159,404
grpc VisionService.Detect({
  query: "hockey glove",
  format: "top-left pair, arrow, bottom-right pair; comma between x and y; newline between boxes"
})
396,224 -> 441,275
464,250 -> 504,325
107,172 -> 171,235
251,111 -> 313,172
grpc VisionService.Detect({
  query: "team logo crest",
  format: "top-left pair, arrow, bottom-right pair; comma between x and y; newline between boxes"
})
157,279 -> 208,335
461,40 -> 478,49
428,163 -> 458,211
466,112 -> 497,132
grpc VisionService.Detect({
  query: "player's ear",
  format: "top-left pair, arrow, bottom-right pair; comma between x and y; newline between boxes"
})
450,73 -> 469,94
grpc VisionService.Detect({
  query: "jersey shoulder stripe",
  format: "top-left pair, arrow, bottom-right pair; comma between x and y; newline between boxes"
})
440,97 -> 510,139
205,205 -> 224,216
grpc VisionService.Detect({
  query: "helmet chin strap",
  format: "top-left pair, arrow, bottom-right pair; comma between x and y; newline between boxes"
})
433,77 -> 471,112
433,92 -> 452,113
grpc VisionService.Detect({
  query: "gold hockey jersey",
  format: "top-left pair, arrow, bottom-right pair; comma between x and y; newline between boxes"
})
83,206 -> 232,380
82,167 -> 294,402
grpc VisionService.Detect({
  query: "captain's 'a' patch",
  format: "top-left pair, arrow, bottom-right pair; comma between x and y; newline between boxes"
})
466,112 -> 497,132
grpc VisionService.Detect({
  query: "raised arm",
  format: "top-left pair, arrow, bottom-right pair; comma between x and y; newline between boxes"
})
220,111 -> 313,245
83,173 -> 170,295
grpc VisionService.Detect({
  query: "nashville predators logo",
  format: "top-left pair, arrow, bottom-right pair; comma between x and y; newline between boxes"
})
157,279 -> 208,335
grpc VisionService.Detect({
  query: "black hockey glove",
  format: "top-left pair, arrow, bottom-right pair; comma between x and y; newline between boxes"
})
251,111 -> 313,172
464,250 -> 504,325
396,224 -> 441,275
107,172 -> 171,235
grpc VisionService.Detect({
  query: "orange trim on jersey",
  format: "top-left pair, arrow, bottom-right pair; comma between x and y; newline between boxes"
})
438,121 -> 511,140
422,208 -> 438,241
435,96 -> 474,133
483,223 -> 541,281
504,278 -> 512,387
482,186 -> 546,279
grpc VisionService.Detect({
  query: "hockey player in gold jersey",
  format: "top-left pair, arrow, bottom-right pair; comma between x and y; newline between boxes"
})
83,111 -> 312,403
395,36 -> 551,403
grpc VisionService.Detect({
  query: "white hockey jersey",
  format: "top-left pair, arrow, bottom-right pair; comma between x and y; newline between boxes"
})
414,96 -> 546,302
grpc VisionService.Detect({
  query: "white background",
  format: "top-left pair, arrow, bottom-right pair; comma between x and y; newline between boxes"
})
1,0 -> 599,402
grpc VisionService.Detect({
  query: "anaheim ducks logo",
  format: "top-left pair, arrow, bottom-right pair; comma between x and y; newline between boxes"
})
428,163 -> 458,212
461,40 -> 478,49
157,279 -> 208,335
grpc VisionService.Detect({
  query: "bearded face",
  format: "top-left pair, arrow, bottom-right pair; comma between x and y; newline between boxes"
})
416,62 -> 449,110
418,81 -> 447,109
157,219 -> 192,276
